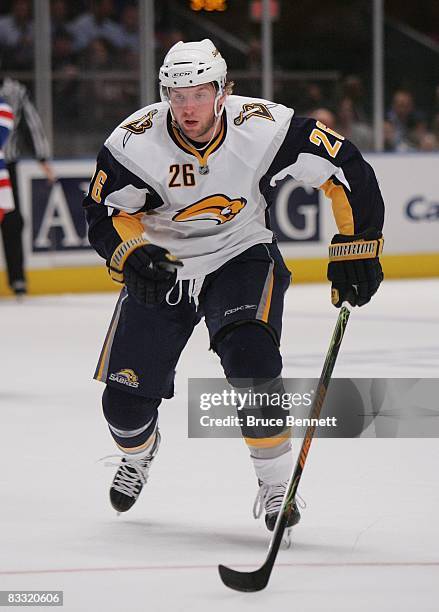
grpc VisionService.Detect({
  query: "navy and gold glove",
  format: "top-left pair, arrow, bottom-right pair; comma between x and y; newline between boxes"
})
108,236 -> 183,305
327,228 -> 384,308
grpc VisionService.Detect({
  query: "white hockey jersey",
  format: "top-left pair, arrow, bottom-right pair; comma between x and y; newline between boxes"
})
84,95 -> 384,280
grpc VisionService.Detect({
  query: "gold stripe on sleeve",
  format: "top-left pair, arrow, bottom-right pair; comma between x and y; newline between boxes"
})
171,117 -> 225,172
320,179 -> 354,235
112,211 -> 144,241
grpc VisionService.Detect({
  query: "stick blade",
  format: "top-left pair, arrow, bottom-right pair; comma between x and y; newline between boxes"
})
218,563 -> 270,592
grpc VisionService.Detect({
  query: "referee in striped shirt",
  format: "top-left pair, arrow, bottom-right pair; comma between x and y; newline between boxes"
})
0,75 -> 55,296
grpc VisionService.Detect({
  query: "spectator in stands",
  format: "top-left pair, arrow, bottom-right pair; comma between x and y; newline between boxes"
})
82,37 -> 116,71
336,96 -> 373,151
52,28 -> 78,70
341,75 -> 368,122
309,107 -> 337,130
418,132 -> 438,152
156,28 -> 184,79
435,85 -> 439,113
156,28 -> 184,63
78,38 -> 127,126
246,37 -> 262,71
383,120 -> 398,152
51,0 -> 72,37
301,82 -> 324,115
52,29 -> 80,122
119,3 -> 139,53
67,0 -> 124,53
0,0 -> 34,70
425,3 -> 439,45
432,113 -> 439,145
386,89 -> 427,150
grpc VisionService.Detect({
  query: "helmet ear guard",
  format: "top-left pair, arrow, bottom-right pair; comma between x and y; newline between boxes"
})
159,38 -> 227,111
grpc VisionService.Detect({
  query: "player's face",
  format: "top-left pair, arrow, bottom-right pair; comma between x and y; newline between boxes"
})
169,84 -> 223,142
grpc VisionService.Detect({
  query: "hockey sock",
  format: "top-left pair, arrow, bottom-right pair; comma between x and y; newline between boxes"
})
102,386 -> 160,453
247,438 -> 293,484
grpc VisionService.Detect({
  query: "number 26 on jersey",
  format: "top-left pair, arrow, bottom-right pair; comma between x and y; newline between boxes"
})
169,164 -> 196,188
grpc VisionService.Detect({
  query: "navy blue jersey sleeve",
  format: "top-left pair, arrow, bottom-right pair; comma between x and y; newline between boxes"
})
83,145 -> 163,260
261,116 -> 384,235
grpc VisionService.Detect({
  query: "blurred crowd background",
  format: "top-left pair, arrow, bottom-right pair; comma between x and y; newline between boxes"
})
1,0 -> 439,156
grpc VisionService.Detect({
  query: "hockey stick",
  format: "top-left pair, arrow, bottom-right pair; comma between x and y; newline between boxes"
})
218,304 -> 351,592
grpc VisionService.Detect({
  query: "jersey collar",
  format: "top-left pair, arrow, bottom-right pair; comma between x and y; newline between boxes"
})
167,111 -> 227,173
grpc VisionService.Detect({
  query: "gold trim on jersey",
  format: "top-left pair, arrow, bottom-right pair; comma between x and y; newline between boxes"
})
95,291 -> 127,382
244,429 -> 291,449
260,270 -> 274,323
112,211 -> 144,242
255,259 -> 274,322
168,113 -> 226,172
320,179 -> 354,235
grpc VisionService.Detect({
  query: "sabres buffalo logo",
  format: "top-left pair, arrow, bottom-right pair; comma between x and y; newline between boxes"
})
117,369 -> 138,382
109,368 -> 140,388
172,195 -> 247,225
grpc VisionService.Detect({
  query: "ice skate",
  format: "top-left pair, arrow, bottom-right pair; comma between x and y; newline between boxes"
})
109,431 -> 161,513
253,480 -> 301,532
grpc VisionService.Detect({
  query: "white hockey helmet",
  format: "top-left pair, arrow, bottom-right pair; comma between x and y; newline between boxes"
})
159,39 -> 227,103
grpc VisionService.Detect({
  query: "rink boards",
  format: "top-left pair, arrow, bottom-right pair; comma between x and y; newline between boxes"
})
0,153 -> 438,295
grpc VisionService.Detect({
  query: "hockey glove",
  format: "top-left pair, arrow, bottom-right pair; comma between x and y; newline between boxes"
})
108,236 -> 183,305
327,228 -> 384,308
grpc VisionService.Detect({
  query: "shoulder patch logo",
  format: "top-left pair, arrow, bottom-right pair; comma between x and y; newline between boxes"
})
122,109 -> 158,146
109,368 -> 140,388
172,194 -> 246,225
234,102 -> 276,126
122,110 -> 158,134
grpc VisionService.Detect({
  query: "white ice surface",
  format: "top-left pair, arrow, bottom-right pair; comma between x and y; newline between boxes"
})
1,279 -> 438,611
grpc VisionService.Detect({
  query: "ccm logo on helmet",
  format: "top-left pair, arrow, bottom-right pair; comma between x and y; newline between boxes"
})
172,71 -> 192,77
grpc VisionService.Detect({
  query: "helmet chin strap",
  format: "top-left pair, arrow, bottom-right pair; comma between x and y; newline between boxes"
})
214,87 -> 225,118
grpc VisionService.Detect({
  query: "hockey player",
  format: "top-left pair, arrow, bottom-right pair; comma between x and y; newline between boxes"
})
84,40 -> 384,531
0,96 -> 14,224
